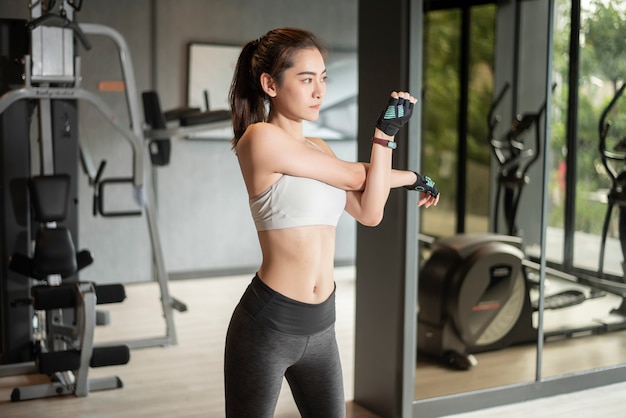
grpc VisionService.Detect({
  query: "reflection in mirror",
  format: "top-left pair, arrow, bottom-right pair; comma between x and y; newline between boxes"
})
539,0 -> 626,379
415,3 -> 542,399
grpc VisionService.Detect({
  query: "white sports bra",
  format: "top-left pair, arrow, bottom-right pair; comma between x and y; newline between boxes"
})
248,141 -> 347,231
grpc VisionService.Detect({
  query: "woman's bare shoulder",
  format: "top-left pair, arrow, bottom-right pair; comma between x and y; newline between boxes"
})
244,122 -> 282,137
238,122 -> 286,148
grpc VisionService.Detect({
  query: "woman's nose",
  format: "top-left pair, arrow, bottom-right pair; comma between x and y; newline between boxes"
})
313,81 -> 325,98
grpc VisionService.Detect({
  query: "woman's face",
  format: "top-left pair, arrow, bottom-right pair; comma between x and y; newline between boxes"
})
270,47 -> 327,122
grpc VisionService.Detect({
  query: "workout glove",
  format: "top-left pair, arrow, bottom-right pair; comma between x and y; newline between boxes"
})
404,171 -> 439,198
376,96 -> 414,137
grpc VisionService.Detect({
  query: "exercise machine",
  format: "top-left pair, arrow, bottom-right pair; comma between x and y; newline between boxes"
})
8,174 -> 130,401
417,83 -> 626,370
62,9 -> 188,350
597,82 -> 626,317
417,84 -> 549,369
0,0 -> 189,398
489,83 -> 544,236
417,233 -> 536,370
0,1 -> 131,400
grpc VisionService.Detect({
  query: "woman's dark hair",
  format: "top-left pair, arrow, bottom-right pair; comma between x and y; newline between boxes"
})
229,27 -> 327,146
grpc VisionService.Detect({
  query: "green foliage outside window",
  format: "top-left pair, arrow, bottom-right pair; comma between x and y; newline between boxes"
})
549,0 -> 626,237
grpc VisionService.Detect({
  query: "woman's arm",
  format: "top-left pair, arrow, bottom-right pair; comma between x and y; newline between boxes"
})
237,92 -> 414,196
343,91 -> 417,226
347,127 -> 395,226
345,168 -> 439,223
237,92 -> 435,223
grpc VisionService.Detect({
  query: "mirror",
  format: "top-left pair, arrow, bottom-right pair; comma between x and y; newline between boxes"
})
415,2 -> 541,399
414,0 -> 626,403
539,0 -> 626,379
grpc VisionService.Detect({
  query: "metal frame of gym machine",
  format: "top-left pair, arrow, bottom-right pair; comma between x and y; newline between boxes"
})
73,23 -> 187,350
0,2 -> 185,380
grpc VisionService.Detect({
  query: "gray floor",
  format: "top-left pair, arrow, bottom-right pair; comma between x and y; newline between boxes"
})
446,381 -> 626,417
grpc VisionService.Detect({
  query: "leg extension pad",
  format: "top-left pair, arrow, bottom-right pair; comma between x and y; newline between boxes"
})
90,345 -> 130,368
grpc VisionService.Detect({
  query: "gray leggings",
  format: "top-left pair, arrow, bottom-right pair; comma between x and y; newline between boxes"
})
224,276 -> 345,418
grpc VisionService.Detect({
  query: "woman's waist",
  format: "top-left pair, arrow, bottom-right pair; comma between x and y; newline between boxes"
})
239,274 -> 336,335
257,264 -> 335,304
258,227 -> 336,300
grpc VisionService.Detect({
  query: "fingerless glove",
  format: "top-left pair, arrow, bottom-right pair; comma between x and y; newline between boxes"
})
376,96 -> 414,136
404,171 -> 439,198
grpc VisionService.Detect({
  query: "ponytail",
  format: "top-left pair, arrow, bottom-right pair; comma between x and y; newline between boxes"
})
229,40 -> 266,147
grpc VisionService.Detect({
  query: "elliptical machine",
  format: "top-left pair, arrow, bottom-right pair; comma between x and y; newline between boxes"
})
417,82 -> 626,370
417,84 -> 545,370
597,83 -> 626,317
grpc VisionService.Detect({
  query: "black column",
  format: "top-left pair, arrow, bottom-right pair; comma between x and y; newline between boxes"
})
355,1 -> 422,416
0,19 -> 34,364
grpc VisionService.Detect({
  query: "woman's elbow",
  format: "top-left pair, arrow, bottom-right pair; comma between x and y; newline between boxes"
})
358,210 -> 384,227
346,178 -> 364,191
345,166 -> 366,191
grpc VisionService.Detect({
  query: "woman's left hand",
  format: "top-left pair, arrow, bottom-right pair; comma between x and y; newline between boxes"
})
418,192 -> 439,208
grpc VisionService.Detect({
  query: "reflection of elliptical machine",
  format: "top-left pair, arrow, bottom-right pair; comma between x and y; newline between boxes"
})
417,84 -> 546,370
490,84 -> 545,236
416,83 -> 626,370
598,83 -> 626,317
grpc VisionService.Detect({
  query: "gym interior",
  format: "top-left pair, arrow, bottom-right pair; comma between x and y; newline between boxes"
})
0,0 -> 625,417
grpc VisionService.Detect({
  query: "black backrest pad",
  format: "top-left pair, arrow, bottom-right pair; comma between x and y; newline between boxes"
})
29,174 -> 70,222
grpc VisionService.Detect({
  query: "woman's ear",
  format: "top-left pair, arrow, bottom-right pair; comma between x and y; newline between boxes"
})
260,73 -> 277,98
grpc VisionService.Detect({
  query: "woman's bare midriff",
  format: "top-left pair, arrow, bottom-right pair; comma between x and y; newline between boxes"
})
257,225 -> 337,304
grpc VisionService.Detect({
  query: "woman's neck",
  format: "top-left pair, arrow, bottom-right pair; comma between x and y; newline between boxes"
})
268,114 -> 305,142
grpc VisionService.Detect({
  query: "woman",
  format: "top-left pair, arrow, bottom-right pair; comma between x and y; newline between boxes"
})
224,27 -> 439,417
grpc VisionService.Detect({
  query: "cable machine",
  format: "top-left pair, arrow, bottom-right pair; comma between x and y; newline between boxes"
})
0,0 -> 186,395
